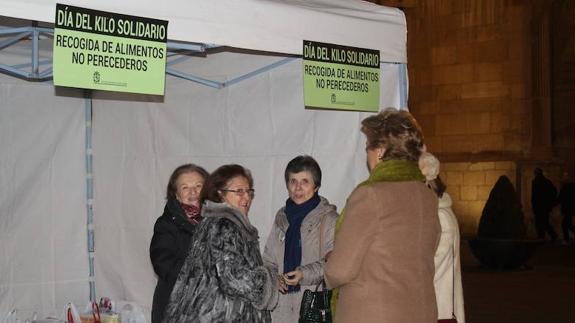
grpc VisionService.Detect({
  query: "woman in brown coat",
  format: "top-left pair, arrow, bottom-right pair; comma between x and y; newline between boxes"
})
325,108 -> 440,323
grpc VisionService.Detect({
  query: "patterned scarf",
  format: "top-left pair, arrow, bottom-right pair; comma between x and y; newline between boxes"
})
283,193 -> 321,293
180,203 -> 202,224
330,159 -> 425,316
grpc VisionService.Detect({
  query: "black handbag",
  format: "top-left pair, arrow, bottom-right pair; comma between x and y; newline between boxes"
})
299,212 -> 332,323
299,279 -> 332,323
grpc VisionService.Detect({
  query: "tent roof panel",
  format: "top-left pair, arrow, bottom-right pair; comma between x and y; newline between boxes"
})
0,0 -> 407,62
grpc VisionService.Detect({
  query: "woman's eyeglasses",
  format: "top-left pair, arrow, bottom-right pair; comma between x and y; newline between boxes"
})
220,188 -> 255,197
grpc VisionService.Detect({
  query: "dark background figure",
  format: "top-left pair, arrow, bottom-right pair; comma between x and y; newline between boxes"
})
149,164 -> 209,323
478,175 -> 526,240
558,172 -> 575,243
531,168 -> 558,241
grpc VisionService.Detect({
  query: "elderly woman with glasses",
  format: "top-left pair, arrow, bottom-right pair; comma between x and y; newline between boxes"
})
263,155 -> 338,322
162,164 -> 277,323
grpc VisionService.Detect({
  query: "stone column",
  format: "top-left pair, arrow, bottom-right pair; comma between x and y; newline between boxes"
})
529,0 -> 554,159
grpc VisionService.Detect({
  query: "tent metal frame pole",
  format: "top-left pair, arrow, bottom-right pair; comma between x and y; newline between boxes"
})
165,67 -> 223,88
166,57 -> 297,89
0,31 -> 30,50
398,63 -> 408,109
223,57 -> 296,87
32,26 -> 39,77
84,90 -> 96,302
0,26 -> 301,89
0,26 -> 53,80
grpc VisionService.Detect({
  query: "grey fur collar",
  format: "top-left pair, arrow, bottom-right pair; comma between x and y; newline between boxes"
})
202,200 -> 259,240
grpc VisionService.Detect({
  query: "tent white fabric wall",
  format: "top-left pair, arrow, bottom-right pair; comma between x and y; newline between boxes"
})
92,52 -> 403,317
0,78 -> 89,318
0,51 -> 404,319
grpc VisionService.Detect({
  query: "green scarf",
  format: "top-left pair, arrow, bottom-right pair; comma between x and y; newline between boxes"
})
330,159 -> 425,316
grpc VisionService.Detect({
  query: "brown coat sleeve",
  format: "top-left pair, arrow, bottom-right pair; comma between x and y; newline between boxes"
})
324,185 -> 377,288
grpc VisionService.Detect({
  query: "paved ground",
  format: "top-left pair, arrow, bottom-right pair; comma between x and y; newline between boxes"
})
461,241 -> 575,323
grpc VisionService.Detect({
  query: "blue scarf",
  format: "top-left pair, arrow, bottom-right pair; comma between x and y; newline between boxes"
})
283,193 -> 321,293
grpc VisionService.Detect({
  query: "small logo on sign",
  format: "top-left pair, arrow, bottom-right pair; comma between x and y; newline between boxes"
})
93,71 -> 100,84
330,93 -> 354,106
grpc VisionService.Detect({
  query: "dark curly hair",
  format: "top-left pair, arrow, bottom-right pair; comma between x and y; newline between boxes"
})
200,164 -> 254,204
361,108 -> 425,162
427,175 -> 447,198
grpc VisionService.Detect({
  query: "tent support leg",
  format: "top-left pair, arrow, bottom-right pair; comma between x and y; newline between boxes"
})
84,90 -> 96,302
31,22 -> 39,78
398,63 -> 408,109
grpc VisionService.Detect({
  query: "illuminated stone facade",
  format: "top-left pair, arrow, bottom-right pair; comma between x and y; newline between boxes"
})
375,0 -> 575,237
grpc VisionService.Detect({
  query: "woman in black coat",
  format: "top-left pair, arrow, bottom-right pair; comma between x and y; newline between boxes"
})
149,164 -> 209,323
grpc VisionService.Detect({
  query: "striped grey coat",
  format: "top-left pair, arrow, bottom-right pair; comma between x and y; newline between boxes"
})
163,201 -> 277,323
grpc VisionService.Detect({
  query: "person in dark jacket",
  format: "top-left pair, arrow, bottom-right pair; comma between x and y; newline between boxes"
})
478,175 -> 526,240
531,167 -> 558,241
163,164 -> 277,323
558,173 -> 575,243
149,164 -> 209,323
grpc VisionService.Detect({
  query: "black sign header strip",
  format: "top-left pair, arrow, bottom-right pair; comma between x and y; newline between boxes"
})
55,3 -> 168,43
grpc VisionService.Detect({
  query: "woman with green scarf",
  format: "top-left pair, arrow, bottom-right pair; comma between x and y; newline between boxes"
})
324,108 -> 441,323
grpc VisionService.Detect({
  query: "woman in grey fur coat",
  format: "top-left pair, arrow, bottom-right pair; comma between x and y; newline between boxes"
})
263,156 -> 337,322
163,164 -> 278,323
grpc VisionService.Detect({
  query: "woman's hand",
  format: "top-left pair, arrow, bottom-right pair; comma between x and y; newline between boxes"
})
278,275 -> 288,293
282,270 -> 304,286
324,251 -> 332,262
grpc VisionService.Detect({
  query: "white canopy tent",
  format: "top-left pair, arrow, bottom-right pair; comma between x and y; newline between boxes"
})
0,0 -> 408,320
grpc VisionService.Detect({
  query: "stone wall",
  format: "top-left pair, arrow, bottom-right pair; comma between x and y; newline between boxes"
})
551,1 -> 575,163
373,0 -> 574,237
442,160 -> 565,239
405,0 -> 531,155
402,0 -> 558,237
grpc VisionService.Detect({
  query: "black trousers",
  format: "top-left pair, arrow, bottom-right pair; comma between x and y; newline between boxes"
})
534,212 -> 557,240
562,214 -> 575,241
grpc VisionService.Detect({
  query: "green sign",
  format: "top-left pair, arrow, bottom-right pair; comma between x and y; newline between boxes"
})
303,40 -> 380,112
53,4 -> 168,95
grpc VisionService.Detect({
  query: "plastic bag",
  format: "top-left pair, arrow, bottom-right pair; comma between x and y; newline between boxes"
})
3,309 -> 19,323
119,303 -> 146,323
78,303 -> 100,323
3,309 -> 41,323
98,298 -> 119,323
63,303 -> 81,323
